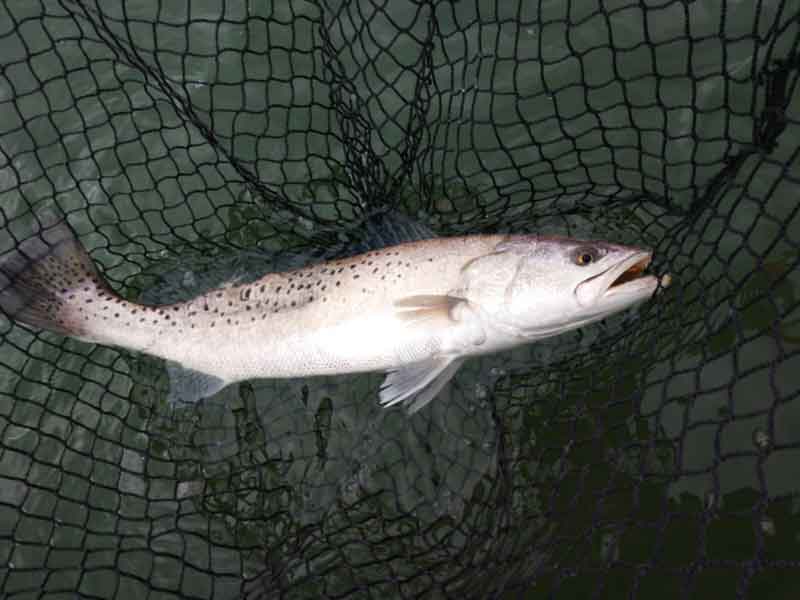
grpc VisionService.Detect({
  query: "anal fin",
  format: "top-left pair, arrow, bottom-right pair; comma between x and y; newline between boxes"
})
166,361 -> 229,406
379,356 -> 465,414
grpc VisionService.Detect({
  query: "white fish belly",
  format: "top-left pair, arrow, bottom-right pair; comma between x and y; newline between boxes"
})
171,311 -> 443,382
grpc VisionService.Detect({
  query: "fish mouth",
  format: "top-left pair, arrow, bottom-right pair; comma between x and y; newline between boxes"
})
605,252 -> 652,294
575,250 -> 664,307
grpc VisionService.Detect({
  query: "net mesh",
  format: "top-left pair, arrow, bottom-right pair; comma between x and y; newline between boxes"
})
1,0 -> 799,598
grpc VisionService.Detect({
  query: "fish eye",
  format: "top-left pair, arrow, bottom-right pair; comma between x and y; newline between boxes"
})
573,247 -> 599,266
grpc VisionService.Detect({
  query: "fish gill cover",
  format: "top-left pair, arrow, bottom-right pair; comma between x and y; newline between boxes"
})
0,1 -> 798,599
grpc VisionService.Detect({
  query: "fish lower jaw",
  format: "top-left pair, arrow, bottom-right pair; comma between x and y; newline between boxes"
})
602,274 -> 660,299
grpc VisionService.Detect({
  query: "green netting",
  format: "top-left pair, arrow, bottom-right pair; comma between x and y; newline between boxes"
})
1,1 -> 799,598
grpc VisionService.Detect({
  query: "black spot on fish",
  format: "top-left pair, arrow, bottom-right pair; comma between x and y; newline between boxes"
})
204,304 -> 209,311
173,306 -> 180,311
372,268 -> 378,274
259,285 -> 266,293
276,286 -> 282,293
290,301 -> 296,307
335,281 -> 340,287
241,288 -> 251,300
246,305 -> 251,311
114,313 -> 119,318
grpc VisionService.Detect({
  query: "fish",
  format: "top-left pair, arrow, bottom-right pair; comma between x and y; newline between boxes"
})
0,215 -> 670,413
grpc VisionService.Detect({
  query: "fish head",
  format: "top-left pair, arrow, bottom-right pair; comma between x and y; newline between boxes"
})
461,235 -> 665,339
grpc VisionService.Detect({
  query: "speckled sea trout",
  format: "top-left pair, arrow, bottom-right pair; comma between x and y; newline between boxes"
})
0,217 -> 669,412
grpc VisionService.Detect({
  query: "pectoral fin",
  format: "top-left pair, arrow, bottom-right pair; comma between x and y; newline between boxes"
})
394,295 -> 464,326
379,356 -> 465,413
396,294 -> 487,349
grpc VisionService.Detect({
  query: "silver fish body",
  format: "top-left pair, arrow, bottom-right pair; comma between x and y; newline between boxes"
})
0,218 -> 668,412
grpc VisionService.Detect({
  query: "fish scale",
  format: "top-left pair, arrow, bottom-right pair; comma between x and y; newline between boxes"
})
0,217 -> 666,413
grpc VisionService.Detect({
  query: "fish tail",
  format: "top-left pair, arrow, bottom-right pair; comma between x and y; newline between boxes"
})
0,213 -> 115,341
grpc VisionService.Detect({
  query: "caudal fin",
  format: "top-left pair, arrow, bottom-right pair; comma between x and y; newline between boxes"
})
0,213 -> 113,341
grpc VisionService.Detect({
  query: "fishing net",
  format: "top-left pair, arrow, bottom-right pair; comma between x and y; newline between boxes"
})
1,0 -> 799,598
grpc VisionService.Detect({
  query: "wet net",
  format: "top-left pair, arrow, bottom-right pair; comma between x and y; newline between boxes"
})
1,1 -> 799,598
